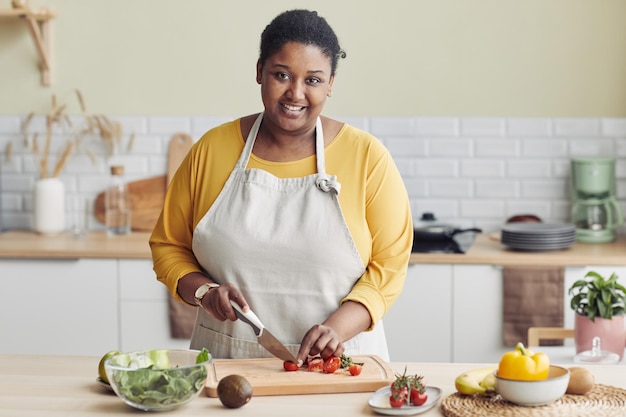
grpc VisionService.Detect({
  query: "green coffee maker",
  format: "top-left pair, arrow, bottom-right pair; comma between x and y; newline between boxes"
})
570,157 -> 623,243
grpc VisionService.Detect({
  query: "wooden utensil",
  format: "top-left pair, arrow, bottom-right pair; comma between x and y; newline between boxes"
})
167,133 -> 193,186
94,133 -> 193,232
205,355 -> 394,397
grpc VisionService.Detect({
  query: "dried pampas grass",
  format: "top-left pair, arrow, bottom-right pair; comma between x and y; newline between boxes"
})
15,89 -> 126,179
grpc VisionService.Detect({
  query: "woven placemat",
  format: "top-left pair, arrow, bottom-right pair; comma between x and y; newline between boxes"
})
440,384 -> 626,417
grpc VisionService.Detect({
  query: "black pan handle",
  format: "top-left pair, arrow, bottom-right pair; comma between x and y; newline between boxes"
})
446,227 -> 482,237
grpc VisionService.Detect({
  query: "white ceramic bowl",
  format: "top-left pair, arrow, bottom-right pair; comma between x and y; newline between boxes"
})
105,349 -> 211,411
495,365 -> 570,407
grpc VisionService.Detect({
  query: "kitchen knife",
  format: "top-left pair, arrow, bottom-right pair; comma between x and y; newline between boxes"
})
230,300 -> 298,363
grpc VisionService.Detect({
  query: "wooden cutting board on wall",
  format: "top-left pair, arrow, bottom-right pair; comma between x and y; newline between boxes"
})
94,133 -> 193,231
204,355 -> 394,397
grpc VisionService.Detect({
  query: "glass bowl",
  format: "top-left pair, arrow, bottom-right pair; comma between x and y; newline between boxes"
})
104,349 -> 211,411
495,365 -> 570,407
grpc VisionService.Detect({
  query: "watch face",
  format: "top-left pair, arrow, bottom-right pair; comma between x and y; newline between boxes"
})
195,285 -> 209,298
194,283 -> 218,306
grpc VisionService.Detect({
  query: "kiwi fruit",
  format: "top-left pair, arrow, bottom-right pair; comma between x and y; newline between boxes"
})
217,374 -> 253,408
566,367 -> 595,395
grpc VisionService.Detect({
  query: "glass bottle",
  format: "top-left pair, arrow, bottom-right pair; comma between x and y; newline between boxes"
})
105,165 -> 131,235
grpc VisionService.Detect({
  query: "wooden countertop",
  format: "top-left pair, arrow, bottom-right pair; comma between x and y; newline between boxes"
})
1,230 -> 626,266
410,233 -> 626,266
0,230 -> 152,259
1,354 -> 623,416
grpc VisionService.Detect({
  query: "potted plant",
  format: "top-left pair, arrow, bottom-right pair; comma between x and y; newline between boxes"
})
568,270 -> 626,359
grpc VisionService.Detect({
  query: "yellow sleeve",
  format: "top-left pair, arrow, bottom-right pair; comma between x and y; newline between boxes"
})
149,120 -> 243,302
328,126 -> 413,330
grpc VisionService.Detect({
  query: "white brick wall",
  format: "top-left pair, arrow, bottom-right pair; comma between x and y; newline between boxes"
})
1,115 -> 625,234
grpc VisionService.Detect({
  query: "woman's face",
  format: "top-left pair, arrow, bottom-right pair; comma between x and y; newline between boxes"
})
256,42 -> 334,135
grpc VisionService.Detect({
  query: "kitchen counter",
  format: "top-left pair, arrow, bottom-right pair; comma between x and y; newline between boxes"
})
0,230 -> 152,259
2,230 -> 626,266
1,354 -> 624,417
410,233 -> 626,266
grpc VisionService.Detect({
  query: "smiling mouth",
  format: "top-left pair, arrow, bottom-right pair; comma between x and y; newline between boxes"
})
281,103 -> 306,112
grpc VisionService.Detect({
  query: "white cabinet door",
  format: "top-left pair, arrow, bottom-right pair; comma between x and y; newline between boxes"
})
0,259 -> 118,355
452,264 -> 509,362
384,264 -> 453,362
118,259 -> 189,352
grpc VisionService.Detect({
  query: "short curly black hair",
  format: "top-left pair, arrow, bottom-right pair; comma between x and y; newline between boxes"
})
259,9 -> 346,75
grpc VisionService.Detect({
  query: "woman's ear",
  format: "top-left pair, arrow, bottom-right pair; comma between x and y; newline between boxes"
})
256,59 -> 263,84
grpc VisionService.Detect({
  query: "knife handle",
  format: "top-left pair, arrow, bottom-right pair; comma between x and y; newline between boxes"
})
230,300 -> 265,336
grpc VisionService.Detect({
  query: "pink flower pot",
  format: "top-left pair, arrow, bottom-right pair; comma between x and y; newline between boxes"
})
574,314 -> 625,360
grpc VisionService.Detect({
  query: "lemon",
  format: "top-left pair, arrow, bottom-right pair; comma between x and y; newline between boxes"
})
98,350 -> 121,384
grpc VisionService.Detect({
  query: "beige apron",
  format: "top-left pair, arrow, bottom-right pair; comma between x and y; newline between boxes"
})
190,113 -> 389,360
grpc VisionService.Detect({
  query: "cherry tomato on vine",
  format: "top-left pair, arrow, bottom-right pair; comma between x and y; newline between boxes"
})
389,393 -> 406,408
410,388 -> 428,406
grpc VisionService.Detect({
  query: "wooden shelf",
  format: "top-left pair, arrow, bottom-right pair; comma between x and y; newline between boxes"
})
0,5 -> 56,86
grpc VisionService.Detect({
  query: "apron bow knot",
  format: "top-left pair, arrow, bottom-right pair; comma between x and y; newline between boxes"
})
316,176 -> 341,195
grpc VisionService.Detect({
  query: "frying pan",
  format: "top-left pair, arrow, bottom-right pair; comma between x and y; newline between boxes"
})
413,225 -> 482,242
413,212 -> 481,242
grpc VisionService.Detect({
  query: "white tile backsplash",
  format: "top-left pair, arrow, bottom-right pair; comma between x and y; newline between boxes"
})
506,118 -> 552,137
2,115 -> 626,234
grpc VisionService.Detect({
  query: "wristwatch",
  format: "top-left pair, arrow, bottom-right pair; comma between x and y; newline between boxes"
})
193,283 -> 220,306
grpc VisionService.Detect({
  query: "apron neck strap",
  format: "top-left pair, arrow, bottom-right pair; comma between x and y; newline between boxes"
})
236,112 -> 326,174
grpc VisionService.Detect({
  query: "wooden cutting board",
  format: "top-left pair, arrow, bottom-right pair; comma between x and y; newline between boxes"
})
204,355 -> 394,397
94,133 -> 193,231
94,176 -> 167,231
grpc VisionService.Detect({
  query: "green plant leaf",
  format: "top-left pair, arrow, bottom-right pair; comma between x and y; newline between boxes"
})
569,270 -> 626,320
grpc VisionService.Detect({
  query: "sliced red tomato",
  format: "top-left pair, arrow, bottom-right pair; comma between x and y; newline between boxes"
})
389,393 -> 406,408
283,361 -> 299,372
348,364 -> 362,376
410,388 -> 428,406
323,356 -> 341,374
307,357 -> 324,372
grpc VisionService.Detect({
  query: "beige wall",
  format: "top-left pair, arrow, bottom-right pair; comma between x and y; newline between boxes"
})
1,0 -> 625,117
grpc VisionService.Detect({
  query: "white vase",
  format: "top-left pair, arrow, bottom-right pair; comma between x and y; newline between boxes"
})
33,177 -> 66,234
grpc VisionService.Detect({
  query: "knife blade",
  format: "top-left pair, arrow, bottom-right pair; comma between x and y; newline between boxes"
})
230,300 -> 298,364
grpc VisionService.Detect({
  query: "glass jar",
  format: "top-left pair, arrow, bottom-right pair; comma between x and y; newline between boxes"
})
105,165 -> 131,235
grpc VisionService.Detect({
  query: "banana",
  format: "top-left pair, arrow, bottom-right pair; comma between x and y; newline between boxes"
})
454,367 -> 498,396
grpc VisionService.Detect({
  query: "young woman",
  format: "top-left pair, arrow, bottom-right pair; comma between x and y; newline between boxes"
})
150,9 -> 413,364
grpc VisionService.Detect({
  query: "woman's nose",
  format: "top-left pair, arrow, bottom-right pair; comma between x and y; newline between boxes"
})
287,81 -> 306,100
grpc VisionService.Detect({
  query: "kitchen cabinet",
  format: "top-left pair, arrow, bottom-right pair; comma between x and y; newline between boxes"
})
452,265 -> 507,362
118,259 -> 189,352
0,259 -> 118,355
386,263 -> 626,364
0,258 -> 188,356
384,264 -> 453,362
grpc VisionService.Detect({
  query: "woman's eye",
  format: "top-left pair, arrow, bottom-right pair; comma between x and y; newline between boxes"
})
275,72 -> 290,80
307,78 -> 321,85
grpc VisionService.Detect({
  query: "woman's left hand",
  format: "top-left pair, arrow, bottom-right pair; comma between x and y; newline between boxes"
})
297,324 -> 345,362
295,301 -> 372,364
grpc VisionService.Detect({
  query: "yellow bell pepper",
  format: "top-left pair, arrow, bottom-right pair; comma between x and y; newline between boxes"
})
497,342 -> 550,381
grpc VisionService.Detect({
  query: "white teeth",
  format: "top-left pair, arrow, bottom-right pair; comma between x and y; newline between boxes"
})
282,104 -> 303,111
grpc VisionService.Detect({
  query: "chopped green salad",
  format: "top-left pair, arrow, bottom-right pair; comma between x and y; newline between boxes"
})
110,348 -> 210,408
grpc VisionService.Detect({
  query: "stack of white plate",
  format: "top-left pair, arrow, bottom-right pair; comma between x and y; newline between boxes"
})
501,223 -> 576,251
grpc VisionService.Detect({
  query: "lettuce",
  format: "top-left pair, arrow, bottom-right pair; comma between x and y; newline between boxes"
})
111,349 -> 209,408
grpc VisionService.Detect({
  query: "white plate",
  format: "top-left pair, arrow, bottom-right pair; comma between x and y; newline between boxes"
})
368,386 -> 442,415
501,222 -> 576,235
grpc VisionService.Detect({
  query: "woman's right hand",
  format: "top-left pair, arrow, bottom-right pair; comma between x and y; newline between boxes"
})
201,282 -> 249,321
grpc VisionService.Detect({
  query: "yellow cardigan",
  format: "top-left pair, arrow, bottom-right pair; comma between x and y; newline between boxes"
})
150,118 -> 413,329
